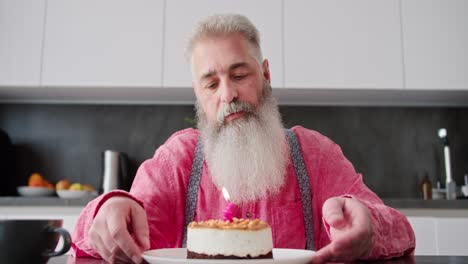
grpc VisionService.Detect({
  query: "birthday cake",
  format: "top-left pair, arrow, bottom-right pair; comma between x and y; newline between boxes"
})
186,218 -> 273,259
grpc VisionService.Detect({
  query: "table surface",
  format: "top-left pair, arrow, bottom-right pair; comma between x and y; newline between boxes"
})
48,255 -> 468,264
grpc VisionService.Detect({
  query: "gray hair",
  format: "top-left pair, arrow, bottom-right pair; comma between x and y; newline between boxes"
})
186,14 -> 263,65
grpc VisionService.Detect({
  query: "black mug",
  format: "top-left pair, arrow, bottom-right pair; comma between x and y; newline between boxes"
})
0,219 -> 72,264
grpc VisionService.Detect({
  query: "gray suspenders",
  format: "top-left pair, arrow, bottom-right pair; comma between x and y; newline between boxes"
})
182,138 -> 204,247
182,129 -> 315,250
285,129 -> 315,251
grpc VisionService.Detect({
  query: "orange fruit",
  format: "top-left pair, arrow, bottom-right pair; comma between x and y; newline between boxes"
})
28,172 -> 47,187
28,173 -> 44,186
28,173 -> 53,188
56,179 -> 71,190
29,178 -> 45,187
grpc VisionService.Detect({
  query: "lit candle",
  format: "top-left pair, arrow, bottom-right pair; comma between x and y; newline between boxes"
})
222,187 -> 234,222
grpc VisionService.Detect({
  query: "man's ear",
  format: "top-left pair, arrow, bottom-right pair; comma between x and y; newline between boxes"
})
262,59 -> 271,84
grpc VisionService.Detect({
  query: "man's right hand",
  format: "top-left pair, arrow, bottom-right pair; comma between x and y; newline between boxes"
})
88,196 -> 150,263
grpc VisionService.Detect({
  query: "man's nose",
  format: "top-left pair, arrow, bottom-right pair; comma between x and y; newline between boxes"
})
219,80 -> 238,103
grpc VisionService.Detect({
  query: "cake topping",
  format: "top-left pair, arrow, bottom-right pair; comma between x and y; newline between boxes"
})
189,218 -> 269,230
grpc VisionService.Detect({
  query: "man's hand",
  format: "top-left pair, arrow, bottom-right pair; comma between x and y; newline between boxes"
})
88,196 -> 150,263
312,197 -> 373,263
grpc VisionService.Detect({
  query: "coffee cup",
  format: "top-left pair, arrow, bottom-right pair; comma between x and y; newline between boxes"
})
0,219 -> 71,264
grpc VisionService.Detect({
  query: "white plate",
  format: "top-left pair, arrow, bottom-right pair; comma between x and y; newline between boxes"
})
142,248 -> 315,264
17,186 -> 55,197
56,190 -> 98,199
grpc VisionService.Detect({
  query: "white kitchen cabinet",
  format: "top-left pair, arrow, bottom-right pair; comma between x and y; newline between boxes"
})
284,0 -> 404,89
407,217 -> 438,255
402,0 -> 468,89
406,212 -> 468,256
0,0 -> 45,86
163,0 -> 283,89
436,217 -> 468,255
42,0 -> 164,87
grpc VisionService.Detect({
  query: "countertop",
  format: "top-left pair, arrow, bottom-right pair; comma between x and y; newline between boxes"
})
1,196 -> 468,209
382,198 -> 468,209
0,196 -> 95,206
47,255 -> 468,264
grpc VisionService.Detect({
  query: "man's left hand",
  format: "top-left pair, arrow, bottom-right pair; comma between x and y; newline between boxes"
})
312,196 -> 373,263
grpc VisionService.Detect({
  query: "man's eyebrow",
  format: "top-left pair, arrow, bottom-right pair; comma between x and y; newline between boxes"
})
200,70 -> 216,81
199,62 -> 250,81
229,62 -> 250,71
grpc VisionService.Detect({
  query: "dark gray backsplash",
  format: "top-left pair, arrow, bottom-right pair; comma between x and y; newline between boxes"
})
1,104 -> 467,198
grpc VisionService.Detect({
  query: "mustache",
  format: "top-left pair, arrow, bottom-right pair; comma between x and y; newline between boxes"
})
216,101 -> 254,124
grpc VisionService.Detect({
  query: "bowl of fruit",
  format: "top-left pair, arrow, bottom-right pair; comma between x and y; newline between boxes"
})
55,180 -> 97,199
17,173 -> 55,197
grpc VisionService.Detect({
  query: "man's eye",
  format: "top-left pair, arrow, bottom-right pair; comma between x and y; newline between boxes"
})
205,82 -> 217,89
233,74 -> 247,80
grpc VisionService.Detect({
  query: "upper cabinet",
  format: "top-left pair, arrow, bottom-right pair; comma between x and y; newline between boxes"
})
163,0 -> 283,89
0,0 -> 45,86
402,0 -> 468,90
284,0 -> 404,89
1,1 -> 467,104
41,0 -> 164,87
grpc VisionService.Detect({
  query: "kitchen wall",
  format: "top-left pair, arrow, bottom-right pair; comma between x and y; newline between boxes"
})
1,103 -> 467,198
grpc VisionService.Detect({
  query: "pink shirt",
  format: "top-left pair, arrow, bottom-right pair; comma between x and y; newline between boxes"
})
72,126 -> 415,259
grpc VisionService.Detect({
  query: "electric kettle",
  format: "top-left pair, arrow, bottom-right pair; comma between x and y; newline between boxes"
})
100,150 -> 130,194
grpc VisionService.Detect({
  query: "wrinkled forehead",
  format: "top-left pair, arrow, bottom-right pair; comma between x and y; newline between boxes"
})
191,34 -> 259,81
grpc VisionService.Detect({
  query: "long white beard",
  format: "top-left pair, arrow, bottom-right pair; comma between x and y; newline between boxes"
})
196,84 -> 288,204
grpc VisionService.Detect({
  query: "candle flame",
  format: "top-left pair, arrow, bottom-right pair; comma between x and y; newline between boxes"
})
222,187 -> 230,201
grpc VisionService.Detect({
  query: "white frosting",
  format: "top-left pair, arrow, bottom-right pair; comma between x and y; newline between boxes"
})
187,227 -> 273,257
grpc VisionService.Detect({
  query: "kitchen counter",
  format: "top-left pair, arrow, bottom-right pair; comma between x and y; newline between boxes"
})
0,196 -> 95,206
1,196 -> 468,209
383,198 -> 468,209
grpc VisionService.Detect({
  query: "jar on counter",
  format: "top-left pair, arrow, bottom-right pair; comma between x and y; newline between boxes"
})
421,174 -> 432,200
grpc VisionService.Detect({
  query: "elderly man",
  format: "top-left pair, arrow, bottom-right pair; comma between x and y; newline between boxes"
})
72,14 -> 415,263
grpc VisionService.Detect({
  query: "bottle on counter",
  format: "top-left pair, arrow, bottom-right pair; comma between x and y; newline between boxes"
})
422,174 -> 432,200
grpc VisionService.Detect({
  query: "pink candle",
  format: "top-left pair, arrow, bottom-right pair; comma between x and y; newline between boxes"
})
222,187 -> 234,222
223,202 -> 234,222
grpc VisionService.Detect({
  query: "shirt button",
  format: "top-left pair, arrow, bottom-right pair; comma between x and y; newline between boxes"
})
246,212 -> 251,218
